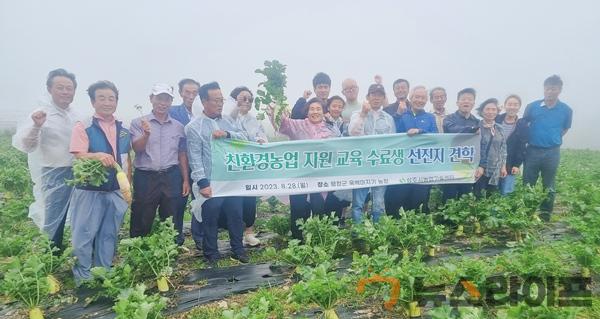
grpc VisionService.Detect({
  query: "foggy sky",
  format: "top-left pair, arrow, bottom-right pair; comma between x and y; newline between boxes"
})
1,0 -> 599,149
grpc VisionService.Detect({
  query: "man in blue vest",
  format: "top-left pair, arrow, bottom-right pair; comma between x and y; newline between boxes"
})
523,75 -> 573,221
68,80 -> 131,284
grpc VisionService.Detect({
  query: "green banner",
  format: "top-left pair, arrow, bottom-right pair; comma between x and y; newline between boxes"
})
211,133 -> 480,197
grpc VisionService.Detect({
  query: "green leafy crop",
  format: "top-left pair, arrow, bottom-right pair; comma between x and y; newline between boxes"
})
254,60 -> 289,128
67,158 -> 108,187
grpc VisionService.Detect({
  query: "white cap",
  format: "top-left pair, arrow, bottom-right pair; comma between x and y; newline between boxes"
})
151,83 -> 174,97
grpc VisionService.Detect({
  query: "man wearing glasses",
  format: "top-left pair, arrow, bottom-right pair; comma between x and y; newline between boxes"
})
341,78 -> 361,122
185,82 -> 249,266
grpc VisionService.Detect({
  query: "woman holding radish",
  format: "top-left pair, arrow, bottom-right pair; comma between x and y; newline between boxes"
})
268,97 -> 341,240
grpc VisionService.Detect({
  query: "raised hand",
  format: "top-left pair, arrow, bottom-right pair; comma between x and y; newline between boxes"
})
302,90 -> 312,100
31,111 -> 47,127
360,101 -> 371,117
141,119 -> 151,136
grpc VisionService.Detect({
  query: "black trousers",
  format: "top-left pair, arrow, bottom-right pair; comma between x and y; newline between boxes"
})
473,175 -> 497,199
289,192 -> 347,240
201,196 -> 245,260
130,166 -> 183,238
242,196 -> 257,228
385,184 -> 410,217
309,192 -> 349,221
441,183 -> 473,203
385,184 -> 432,217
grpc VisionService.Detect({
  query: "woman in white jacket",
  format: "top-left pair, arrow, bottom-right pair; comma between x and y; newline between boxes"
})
229,86 -> 267,246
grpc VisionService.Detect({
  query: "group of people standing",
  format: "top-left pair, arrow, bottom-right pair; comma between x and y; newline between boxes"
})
274,72 -> 571,240
12,68 -> 572,282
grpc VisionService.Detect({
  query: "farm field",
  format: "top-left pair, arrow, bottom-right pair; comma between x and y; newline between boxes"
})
1,132 -> 599,319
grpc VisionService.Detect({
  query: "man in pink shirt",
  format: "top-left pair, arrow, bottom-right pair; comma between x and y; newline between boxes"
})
68,80 -> 132,285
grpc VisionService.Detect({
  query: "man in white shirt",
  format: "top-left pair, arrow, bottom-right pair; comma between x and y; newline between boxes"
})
12,68 -> 83,251
348,84 -> 395,224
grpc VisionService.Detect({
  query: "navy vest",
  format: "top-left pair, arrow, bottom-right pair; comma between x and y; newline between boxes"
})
77,117 -> 131,191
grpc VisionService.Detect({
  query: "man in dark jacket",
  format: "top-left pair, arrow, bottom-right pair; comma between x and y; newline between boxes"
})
291,72 -> 331,119
441,88 -> 480,203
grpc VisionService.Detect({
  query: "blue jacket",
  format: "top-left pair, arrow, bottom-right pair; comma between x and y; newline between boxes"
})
169,104 -> 192,126
78,117 -> 131,192
395,110 -> 438,133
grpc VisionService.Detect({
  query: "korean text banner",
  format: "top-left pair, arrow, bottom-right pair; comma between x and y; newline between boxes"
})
211,133 -> 480,197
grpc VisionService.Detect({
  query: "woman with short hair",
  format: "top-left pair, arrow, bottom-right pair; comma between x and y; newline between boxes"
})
473,98 -> 507,198
230,86 -> 267,246
268,98 -> 341,240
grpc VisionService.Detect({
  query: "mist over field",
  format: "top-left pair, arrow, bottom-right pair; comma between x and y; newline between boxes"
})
1,0 -> 598,149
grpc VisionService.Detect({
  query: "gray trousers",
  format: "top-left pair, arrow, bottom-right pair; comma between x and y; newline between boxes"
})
41,166 -> 73,249
69,189 -> 127,284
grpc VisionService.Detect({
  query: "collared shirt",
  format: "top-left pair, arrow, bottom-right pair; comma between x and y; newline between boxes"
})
130,112 -> 186,171
13,101 -> 83,167
279,117 -> 340,141
232,112 -> 268,142
185,112 -> 248,186
432,109 -> 447,133
342,100 -> 361,123
348,108 -> 396,136
397,110 -> 438,133
70,113 -> 119,159
523,99 -> 572,148
443,111 -> 480,133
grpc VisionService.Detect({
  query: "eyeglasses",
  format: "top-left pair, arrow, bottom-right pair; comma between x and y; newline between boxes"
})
343,86 -> 358,92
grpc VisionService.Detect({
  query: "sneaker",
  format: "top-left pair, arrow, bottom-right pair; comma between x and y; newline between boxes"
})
539,211 -> 551,222
230,252 -> 250,264
243,233 -> 261,247
179,245 -> 190,253
205,257 -> 219,268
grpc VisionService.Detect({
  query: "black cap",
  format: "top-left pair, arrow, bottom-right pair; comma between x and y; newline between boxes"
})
368,83 -> 386,95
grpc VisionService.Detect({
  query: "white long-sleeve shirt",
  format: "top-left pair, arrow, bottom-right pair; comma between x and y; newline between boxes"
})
185,113 -> 248,187
13,101 -> 83,167
348,108 -> 395,136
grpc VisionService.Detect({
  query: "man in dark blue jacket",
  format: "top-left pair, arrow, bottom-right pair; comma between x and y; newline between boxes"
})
291,72 -> 331,119
169,78 -> 201,248
386,86 -> 438,216
441,88 -> 480,203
